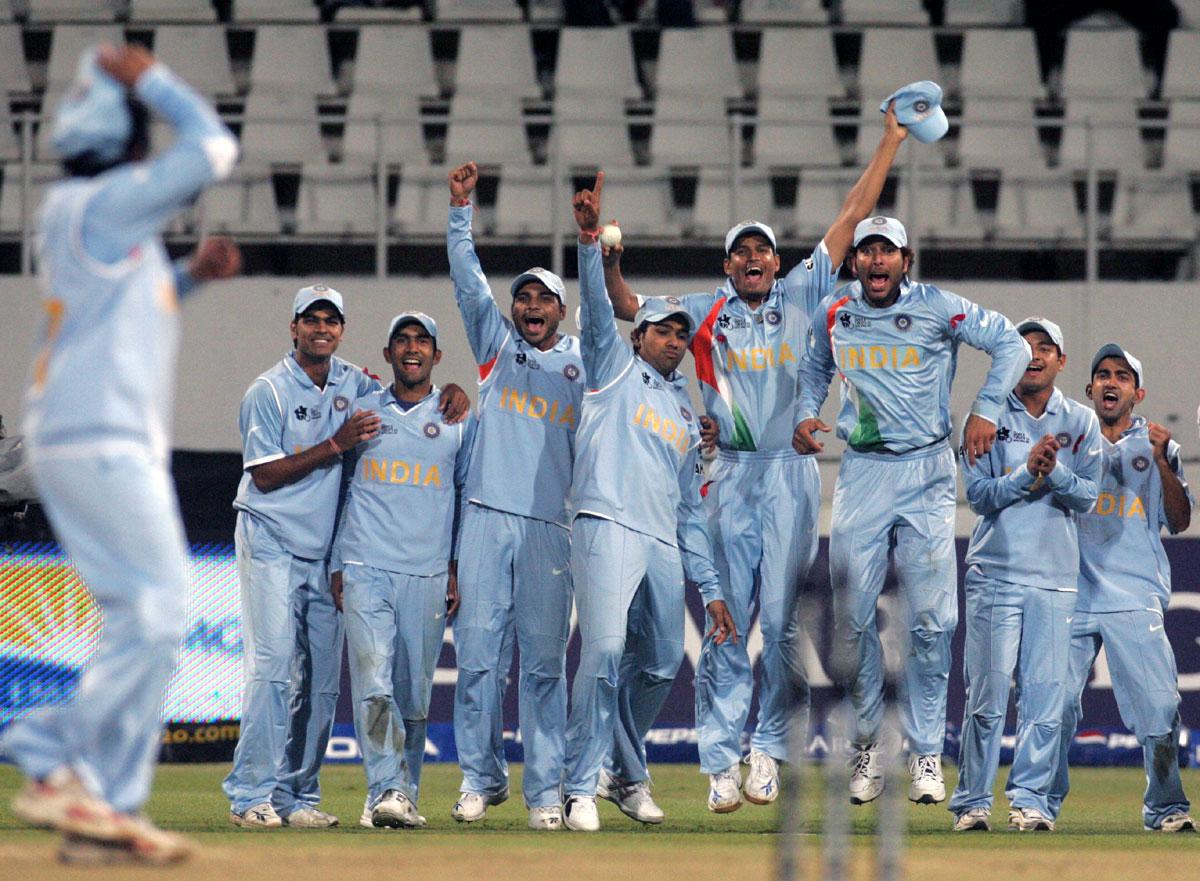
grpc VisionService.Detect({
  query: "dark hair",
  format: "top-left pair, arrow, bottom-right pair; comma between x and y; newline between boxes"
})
61,96 -> 151,178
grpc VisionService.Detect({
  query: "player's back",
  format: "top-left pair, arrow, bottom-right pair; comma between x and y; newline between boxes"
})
25,175 -> 178,460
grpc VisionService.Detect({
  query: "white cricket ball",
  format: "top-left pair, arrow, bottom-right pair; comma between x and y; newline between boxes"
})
599,224 -> 622,248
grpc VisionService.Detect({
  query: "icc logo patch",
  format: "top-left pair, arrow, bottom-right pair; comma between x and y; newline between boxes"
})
563,364 -> 580,381
840,312 -> 852,328
1133,455 -> 1150,472
294,405 -> 309,421
871,216 -> 888,226
515,352 -> 527,365
894,314 -> 912,331
803,257 -> 814,271
1055,432 -> 1072,448
765,310 -> 781,326
333,395 -> 349,412
423,422 -> 441,439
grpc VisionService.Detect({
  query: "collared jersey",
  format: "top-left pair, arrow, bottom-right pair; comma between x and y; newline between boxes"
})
963,389 -> 1102,589
23,64 -> 237,462
233,353 -> 380,560
572,240 -> 720,603
671,243 -> 836,452
798,280 -> 1030,454
332,386 -> 475,577
448,204 -> 584,527
1077,417 -> 1192,614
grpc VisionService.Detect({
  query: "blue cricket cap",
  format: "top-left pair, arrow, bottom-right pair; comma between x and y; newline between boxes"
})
1090,343 -> 1143,387
724,220 -> 777,255
634,297 -> 694,337
1016,316 -> 1066,352
510,267 -> 566,302
853,215 -> 908,249
388,311 -> 438,344
881,80 -> 949,144
293,284 -> 345,318
52,48 -> 133,163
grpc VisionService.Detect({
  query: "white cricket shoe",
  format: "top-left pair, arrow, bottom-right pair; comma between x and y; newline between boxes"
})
229,801 -> 283,829
58,815 -> 195,866
372,790 -> 426,829
451,788 -> 508,823
952,808 -> 991,832
11,768 -> 125,840
1149,812 -> 1197,833
907,753 -> 946,804
1008,807 -> 1055,831
597,770 -> 664,824
563,795 -> 600,832
282,805 -> 339,828
528,805 -> 563,830
708,764 -> 743,813
848,745 -> 884,805
743,750 -> 781,805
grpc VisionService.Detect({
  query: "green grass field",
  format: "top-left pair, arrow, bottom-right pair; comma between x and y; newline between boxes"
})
1,763 -> 1197,880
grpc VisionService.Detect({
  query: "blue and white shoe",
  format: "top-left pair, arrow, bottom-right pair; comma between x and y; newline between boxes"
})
230,802 -> 282,829
743,750 -> 780,805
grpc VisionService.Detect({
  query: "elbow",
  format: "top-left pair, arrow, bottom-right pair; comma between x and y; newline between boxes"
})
202,134 -> 239,181
250,469 -> 280,494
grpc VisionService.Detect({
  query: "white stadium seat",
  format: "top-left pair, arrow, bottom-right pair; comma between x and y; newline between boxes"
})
1109,173 -> 1196,244
594,165 -> 674,237
756,28 -> 842,100
392,164 -> 449,236
353,25 -> 439,97
199,164 -> 281,235
153,25 -> 236,98
650,92 -> 736,167
444,92 -> 530,166
655,26 -> 741,99
856,28 -> 940,105
492,164 -> 557,237
1061,28 -> 1148,100
454,25 -> 540,99
943,0 -> 1022,25
342,91 -> 427,165
0,24 -> 32,94
739,0 -> 827,24
129,0 -> 218,22
295,163 -> 381,235
239,90 -> 327,163
959,29 -> 1044,100
435,0 -> 523,21
232,0 -> 320,22
1162,98 -> 1200,171
1162,30 -> 1200,101
840,0 -> 928,24
994,173 -> 1084,241
248,24 -> 336,97
552,94 -> 634,168
691,166 -> 772,238
958,98 -> 1047,172
792,167 -> 856,241
1058,98 -> 1145,173
754,96 -> 840,168
554,27 -> 641,102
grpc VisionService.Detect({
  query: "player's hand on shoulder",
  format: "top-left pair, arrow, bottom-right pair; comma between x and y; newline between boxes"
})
188,237 -> 241,281
97,43 -> 154,88
448,162 -> 479,202
333,409 -> 382,451
792,418 -> 829,455
438,384 -> 471,424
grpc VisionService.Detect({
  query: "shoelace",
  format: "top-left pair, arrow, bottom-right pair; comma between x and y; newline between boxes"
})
914,755 -> 939,780
850,750 -> 876,777
749,753 -> 776,778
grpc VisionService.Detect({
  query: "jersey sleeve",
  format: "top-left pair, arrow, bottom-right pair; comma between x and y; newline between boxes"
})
796,293 -> 840,421
676,291 -> 719,331
578,239 -> 633,389
675,447 -> 722,604
1044,409 -> 1102,513
239,378 -> 286,469
781,240 -> 837,318
447,204 -> 510,367
936,289 -> 1030,426
451,413 -> 477,555
81,64 -> 238,264
960,421 -> 1033,515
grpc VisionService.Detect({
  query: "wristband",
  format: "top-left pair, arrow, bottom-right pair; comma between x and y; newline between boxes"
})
578,228 -> 600,244
450,197 -> 471,207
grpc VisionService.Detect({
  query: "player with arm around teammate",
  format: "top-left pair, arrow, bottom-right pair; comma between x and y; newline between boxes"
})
793,216 -> 1030,808
1046,345 -> 1195,833
3,43 -> 239,864
947,317 -> 1102,833
560,173 -> 736,832
446,162 -> 585,830
600,106 -> 908,813
329,312 -> 476,831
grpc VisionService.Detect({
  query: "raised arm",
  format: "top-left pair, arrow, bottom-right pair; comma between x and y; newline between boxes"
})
574,172 -> 631,387
446,161 -> 508,365
1152,430 -> 1192,534
599,220 -> 640,321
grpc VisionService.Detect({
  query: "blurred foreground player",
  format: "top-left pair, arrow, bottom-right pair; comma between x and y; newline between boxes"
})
3,43 -> 239,864
330,313 -> 475,831
793,216 -> 1029,807
561,173 -> 735,832
1048,345 -> 1195,833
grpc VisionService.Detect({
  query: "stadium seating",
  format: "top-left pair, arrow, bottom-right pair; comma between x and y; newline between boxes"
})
1060,28 -> 1148,100
957,99 -> 1047,172
552,94 -> 635,168
856,28 -> 940,103
231,0 -> 320,22
0,24 -> 32,94
492,163 -> 556,237
753,96 -> 840,169
593,165 -> 673,237
239,90 -> 328,163
654,27 -> 741,100
128,0 -> 218,22
755,27 -> 842,100
198,163 -> 280,234
690,166 -> 772,239
994,173 -> 1084,241
444,92 -> 530,166
435,0 -> 523,21
791,167 -> 857,241
738,0 -> 827,24
26,0 -> 120,22
1109,172 -> 1196,244
248,24 -> 337,97
0,163 -> 57,232
1162,29 -> 1200,100
839,0 -> 928,25
295,162 -> 381,235
650,92 -> 737,167
454,25 -> 540,99
958,28 -> 1044,100
942,0 -> 1023,25
554,27 -> 641,102
392,163 -> 450,236
352,25 -> 440,98
893,174 -> 986,243
152,25 -> 237,98
1058,98 -> 1145,174
342,91 -> 427,165
1162,99 -> 1200,171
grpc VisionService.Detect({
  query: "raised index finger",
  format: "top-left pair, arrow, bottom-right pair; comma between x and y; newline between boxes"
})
593,170 -> 604,198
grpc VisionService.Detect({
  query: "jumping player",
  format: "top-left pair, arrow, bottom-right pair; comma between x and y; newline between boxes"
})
4,43 -> 239,864
601,106 -> 909,813
330,312 -> 475,832
793,216 -> 1029,807
562,172 -> 735,832
1047,345 -> 1195,833
446,162 -> 585,830
947,317 -> 1101,833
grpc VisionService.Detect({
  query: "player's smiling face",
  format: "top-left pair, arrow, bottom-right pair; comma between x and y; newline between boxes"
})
384,323 -> 441,391
291,304 -> 344,364
853,237 -> 910,307
724,234 -> 780,301
511,282 -> 566,351
633,317 -> 689,378
1018,331 -> 1064,396
1087,356 -> 1143,425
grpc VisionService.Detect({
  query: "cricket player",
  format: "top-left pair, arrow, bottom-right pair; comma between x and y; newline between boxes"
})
1047,345 -> 1195,833
4,43 -> 238,864
330,312 -> 476,831
793,216 -> 1029,807
223,287 -> 466,829
947,317 -> 1102,832
561,173 -> 735,832
446,162 -> 585,830
601,106 -> 909,813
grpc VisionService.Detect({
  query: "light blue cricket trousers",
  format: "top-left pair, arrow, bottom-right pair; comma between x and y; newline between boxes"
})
343,564 -> 446,808
828,442 -> 958,756
695,449 -> 819,773
452,503 -> 573,809
2,450 -> 188,814
1048,607 -> 1190,828
563,516 -> 687,796
222,511 -> 343,816
948,571 -> 1074,817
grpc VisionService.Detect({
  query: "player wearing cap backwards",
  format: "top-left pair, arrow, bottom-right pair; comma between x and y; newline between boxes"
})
223,285 -> 467,830
329,312 -> 476,832
3,43 -> 239,864
445,162 -> 586,830
601,107 -> 909,814
561,173 -> 735,832
794,216 -> 1029,808
947,317 -> 1102,833
1047,345 -> 1195,833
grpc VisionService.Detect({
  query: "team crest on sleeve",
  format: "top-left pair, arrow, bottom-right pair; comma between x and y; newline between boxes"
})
1132,455 -> 1150,472
1055,432 -> 1072,448
423,422 -> 441,439
893,314 -> 912,331
333,395 -> 349,412
563,363 -> 580,381
765,309 -> 781,326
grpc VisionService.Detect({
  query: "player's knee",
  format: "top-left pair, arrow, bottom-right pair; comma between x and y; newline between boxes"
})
1138,701 -> 1180,740
586,637 -> 626,684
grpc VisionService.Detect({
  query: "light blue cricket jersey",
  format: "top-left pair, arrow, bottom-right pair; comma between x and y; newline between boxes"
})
448,205 -> 584,528
332,386 -> 475,577
24,63 -> 238,461
797,280 -> 1030,454
233,353 -> 380,560
1077,417 -> 1192,614
572,241 -> 721,604
963,389 -> 1103,590
673,243 -> 836,452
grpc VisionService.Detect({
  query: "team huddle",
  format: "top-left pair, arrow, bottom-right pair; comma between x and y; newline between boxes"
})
4,42 -> 1195,867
